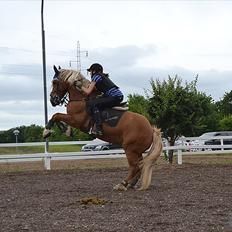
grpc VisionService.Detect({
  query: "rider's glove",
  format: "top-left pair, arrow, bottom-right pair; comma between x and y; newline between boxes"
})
74,80 -> 83,91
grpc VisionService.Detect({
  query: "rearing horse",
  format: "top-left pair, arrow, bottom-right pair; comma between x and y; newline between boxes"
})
43,66 -> 163,191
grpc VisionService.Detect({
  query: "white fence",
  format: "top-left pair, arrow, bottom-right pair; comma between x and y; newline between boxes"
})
0,136 -> 232,169
0,141 -> 125,170
167,135 -> 232,165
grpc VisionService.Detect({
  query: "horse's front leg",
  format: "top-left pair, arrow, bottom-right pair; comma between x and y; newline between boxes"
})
43,113 -> 72,138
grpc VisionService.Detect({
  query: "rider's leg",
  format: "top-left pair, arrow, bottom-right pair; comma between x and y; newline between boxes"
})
92,97 -> 118,135
92,106 -> 103,135
86,100 -> 102,135
85,96 -> 123,135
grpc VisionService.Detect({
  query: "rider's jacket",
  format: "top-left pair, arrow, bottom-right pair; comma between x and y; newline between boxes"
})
91,74 -> 123,98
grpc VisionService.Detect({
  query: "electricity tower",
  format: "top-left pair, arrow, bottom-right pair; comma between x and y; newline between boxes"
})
69,41 -> 88,71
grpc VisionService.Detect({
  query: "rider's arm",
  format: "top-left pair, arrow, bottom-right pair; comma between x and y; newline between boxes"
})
81,81 -> 96,95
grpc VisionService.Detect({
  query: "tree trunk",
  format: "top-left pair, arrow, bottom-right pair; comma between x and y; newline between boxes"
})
168,140 -> 175,164
168,150 -> 174,163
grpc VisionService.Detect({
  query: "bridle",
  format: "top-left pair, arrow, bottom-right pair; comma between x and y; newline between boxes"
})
50,78 -> 87,107
59,93 -> 69,106
50,79 -> 69,106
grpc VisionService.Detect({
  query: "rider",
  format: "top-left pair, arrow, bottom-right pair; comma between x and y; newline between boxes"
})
81,63 -> 124,135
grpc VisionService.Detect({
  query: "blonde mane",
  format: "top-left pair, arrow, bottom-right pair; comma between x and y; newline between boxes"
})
59,69 -> 90,88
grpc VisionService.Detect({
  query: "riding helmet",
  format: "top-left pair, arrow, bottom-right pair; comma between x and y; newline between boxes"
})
87,63 -> 103,73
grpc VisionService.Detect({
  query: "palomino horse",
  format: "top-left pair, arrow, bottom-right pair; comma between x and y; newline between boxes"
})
43,66 -> 163,190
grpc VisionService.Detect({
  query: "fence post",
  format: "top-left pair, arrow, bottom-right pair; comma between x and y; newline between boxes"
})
44,153 -> 51,170
220,139 -> 224,151
177,149 -> 182,165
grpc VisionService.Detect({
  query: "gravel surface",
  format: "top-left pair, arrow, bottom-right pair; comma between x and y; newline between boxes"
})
0,163 -> 231,232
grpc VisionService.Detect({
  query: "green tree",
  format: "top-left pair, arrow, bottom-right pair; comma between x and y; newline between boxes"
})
147,75 -> 215,163
196,103 -> 220,134
216,90 -> 232,116
0,124 -> 93,143
48,125 -> 93,141
127,94 -> 151,121
219,115 -> 232,130
21,125 -> 44,142
0,128 -> 16,143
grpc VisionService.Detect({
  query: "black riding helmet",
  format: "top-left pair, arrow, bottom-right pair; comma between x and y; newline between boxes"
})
87,63 -> 103,73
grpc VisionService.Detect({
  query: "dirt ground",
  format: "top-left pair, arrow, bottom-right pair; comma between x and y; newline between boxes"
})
0,158 -> 232,232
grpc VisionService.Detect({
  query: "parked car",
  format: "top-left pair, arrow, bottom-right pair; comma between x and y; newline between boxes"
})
194,131 -> 232,150
203,131 -> 232,150
81,139 -> 122,151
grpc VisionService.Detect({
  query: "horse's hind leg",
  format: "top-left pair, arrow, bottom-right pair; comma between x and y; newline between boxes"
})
113,151 -> 142,191
127,154 -> 143,189
127,170 -> 141,189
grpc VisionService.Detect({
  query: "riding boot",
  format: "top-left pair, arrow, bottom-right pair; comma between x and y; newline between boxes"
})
93,108 -> 103,135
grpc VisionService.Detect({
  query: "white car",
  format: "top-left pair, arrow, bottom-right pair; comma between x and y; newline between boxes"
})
193,132 -> 225,147
81,139 -> 122,151
197,131 -> 232,150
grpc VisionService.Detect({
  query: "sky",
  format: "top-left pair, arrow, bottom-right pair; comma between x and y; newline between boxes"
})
0,0 -> 232,131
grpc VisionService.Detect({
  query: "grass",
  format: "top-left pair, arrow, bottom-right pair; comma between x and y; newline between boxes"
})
182,153 -> 232,165
0,145 -> 82,155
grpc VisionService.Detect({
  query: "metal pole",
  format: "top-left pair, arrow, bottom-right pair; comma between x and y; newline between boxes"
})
41,0 -> 49,153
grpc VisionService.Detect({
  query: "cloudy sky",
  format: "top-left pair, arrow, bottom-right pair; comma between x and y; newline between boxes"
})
0,0 -> 232,131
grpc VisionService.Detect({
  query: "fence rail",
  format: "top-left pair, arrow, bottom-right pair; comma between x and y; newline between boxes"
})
0,141 -> 90,147
0,136 -> 232,169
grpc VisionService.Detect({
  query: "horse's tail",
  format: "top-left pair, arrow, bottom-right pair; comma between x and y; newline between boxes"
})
139,126 -> 163,190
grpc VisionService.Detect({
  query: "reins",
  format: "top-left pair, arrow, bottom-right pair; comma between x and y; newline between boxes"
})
59,93 -> 69,106
59,92 -> 88,107
60,89 -> 88,107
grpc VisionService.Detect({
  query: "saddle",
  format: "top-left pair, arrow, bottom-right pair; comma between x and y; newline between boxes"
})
101,102 -> 128,127
83,102 -> 128,133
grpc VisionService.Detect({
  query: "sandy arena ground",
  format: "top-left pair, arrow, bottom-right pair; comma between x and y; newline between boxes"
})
0,158 -> 231,232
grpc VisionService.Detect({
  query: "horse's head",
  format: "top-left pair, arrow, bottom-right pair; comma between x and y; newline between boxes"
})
50,65 -> 69,106
50,65 -> 91,106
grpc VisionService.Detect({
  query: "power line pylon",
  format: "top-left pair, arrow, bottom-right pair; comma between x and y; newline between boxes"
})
69,41 -> 88,71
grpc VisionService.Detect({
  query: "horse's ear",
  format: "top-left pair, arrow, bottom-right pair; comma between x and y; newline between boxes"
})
53,65 -> 59,75
58,66 -> 61,70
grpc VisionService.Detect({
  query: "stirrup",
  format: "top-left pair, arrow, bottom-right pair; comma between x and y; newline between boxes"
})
94,124 -> 103,135
88,127 -> 93,135
92,131 -> 103,135
92,129 -> 103,136
88,126 -> 103,136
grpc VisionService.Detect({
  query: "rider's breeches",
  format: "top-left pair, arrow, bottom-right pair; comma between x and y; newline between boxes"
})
86,96 -> 123,115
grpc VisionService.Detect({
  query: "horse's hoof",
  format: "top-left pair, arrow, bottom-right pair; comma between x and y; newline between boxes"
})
43,129 -> 52,139
113,183 -> 127,191
127,184 -> 136,189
